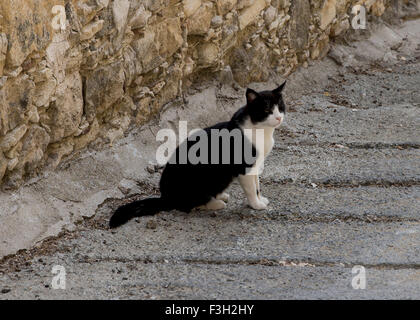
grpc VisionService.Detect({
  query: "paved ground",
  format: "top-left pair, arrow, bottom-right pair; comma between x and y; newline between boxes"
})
0,20 -> 419,299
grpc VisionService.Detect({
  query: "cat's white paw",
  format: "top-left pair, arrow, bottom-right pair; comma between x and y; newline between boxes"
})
249,199 -> 267,210
206,199 -> 227,210
216,192 -> 230,202
259,196 -> 269,205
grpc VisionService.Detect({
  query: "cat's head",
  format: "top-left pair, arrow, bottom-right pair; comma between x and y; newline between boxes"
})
245,82 -> 286,128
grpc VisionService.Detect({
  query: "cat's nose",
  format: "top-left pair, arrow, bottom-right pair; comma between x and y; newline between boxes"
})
276,116 -> 283,122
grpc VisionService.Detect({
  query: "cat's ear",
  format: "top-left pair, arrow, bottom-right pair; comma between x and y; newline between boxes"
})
246,88 -> 259,104
273,81 -> 286,96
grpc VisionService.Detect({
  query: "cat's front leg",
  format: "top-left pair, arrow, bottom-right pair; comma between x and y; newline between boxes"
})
254,174 -> 269,206
239,174 -> 267,210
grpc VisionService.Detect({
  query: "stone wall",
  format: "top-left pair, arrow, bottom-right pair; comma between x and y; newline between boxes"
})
0,0 -> 393,188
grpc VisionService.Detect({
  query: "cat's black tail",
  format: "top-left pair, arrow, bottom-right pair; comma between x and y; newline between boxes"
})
109,197 -> 172,228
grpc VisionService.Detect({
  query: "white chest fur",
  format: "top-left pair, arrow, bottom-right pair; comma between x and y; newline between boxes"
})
262,127 -> 275,157
243,125 -> 275,175
243,127 -> 274,157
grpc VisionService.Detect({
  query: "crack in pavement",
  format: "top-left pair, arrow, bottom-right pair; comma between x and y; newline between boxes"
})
260,212 -> 420,224
266,178 -> 420,188
74,255 -> 420,271
275,142 -> 420,150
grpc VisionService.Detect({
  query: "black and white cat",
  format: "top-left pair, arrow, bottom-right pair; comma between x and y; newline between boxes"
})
109,82 -> 286,228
